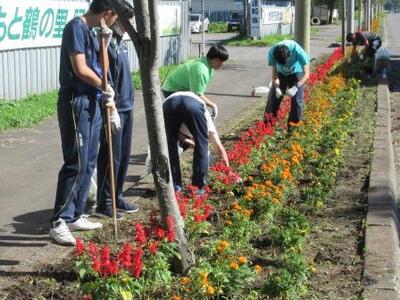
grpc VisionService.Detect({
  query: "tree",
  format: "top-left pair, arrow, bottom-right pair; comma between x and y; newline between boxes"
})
109,0 -> 195,273
313,0 -> 339,24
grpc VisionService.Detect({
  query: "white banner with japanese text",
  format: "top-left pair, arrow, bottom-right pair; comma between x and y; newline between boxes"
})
0,1 -> 182,51
0,0 -> 88,51
261,5 -> 293,25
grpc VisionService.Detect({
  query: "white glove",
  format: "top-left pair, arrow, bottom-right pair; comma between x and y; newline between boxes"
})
275,87 -> 283,98
110,109 -> 121,133
97,21 -> 113,47
101,84 -> 115,108
211,104 -> 218,120
287,85 -> 299,97
359,53 -> 364,61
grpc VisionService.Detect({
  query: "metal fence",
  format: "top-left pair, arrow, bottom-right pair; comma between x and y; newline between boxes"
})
191,10 -> 239,22
0,0 -> 189,100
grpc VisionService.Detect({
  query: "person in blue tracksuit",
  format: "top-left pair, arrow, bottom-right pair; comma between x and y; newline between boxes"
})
50,0 -> 119,245
264,40 -> 310,127
96,1 -> 138,220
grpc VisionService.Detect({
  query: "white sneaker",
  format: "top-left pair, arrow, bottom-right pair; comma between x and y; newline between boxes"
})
68,215 -> 103,231
50,218 -> 76,246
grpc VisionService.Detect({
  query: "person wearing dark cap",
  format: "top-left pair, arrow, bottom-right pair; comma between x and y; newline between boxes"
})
50,0 -> 119,245
161,45 -> 229,121
264,40 -> 310,127
96,0 -> 138,220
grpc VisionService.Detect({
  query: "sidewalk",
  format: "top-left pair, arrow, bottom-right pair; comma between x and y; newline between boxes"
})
0,25 -> 341,276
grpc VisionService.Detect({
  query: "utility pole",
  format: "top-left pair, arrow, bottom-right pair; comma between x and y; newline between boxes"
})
366,0 -> 371,30
201,0 -> 205,56
346,0 -> 354,34
342,0 -> 346,55
358,0 -> 363,31
294,0 -> 311,54
243,0 -> 248,37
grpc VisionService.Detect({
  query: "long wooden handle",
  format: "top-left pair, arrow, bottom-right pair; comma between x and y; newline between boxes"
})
99,18 -> 118,238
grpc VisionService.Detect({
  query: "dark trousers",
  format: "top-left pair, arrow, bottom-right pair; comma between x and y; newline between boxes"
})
52,93 -> 102,223
264,73 -> 304,124
97,110 -> 133,210
163,96 -> 208,189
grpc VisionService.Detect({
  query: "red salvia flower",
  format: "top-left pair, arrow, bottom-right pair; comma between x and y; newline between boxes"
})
148,241 -> 159,254
131,247 -> 144,278
166,216 -> 175,242
74,238 -> 85,256
118,242 -> 132,269
134,222 -> 147,245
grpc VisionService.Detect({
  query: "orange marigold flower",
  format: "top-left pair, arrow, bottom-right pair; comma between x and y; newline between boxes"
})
206,285 -> 215,295
217,240 -> 230,253
238,256 -> 248,264
199,271 -> 208,285
181,276 -> 191,285
272,198 -> 280,205
224,220 -> 233,226
171,296 -> 181,300
254,265 -> 262,273
232,202 -> 242,211
230,262 -> 239,270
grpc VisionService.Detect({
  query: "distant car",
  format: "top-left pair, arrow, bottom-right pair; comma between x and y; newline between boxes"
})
190,14 -> 209,33
227,12 -> 244,32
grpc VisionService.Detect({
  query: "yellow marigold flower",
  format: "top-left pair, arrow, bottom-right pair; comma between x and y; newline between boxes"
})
254,265 -> 262,273
224,220 -> 232,226
238,256 -> 248,264
206,285 -> 215,295
217,240 -> 230,253
199,271 -> 208,284
242,209 -> 253,217
181,277 -> 191,285
230,262 -> 239,270
272,198 -> 280,205
244,190 -> 254,200
171,296 -> 181,300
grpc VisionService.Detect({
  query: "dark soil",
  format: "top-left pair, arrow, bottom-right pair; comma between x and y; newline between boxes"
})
303,81 -> 376,299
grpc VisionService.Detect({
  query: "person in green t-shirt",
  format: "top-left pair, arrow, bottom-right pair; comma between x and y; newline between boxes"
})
162,45 -> 229,120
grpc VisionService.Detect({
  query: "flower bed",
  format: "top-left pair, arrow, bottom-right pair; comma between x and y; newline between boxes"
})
74,47 -> 362,299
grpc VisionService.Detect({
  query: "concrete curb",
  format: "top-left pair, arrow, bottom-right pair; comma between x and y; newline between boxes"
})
363,79 -> 400,299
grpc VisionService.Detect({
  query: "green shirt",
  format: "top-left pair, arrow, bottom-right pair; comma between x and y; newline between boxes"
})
162,57 -> 214,95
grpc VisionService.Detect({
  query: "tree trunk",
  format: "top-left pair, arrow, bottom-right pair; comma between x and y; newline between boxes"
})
109,0 -> 195,274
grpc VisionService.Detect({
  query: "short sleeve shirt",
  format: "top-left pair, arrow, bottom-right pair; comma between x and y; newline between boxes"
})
162,57 -> 214,95
59,17 -> 102,99
268,40 -> 310,76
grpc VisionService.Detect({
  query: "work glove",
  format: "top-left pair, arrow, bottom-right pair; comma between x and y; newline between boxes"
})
359,53 -> 364,61
96,21 -> 113,47
110,109 -> 121,133
275,87 -> 283,98
101,84 -> 115,109
211,103 -> 218,120
287,85 -> 299,97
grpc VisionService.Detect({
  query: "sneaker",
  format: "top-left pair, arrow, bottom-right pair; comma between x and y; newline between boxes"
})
117,200 -> 139,213
50,218 -> 76,246
95,206 -> 123,220
68,215 -> 103,231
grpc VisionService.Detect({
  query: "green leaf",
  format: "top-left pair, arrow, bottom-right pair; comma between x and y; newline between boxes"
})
79,268 -> 86,279
120,290 -> 133,300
